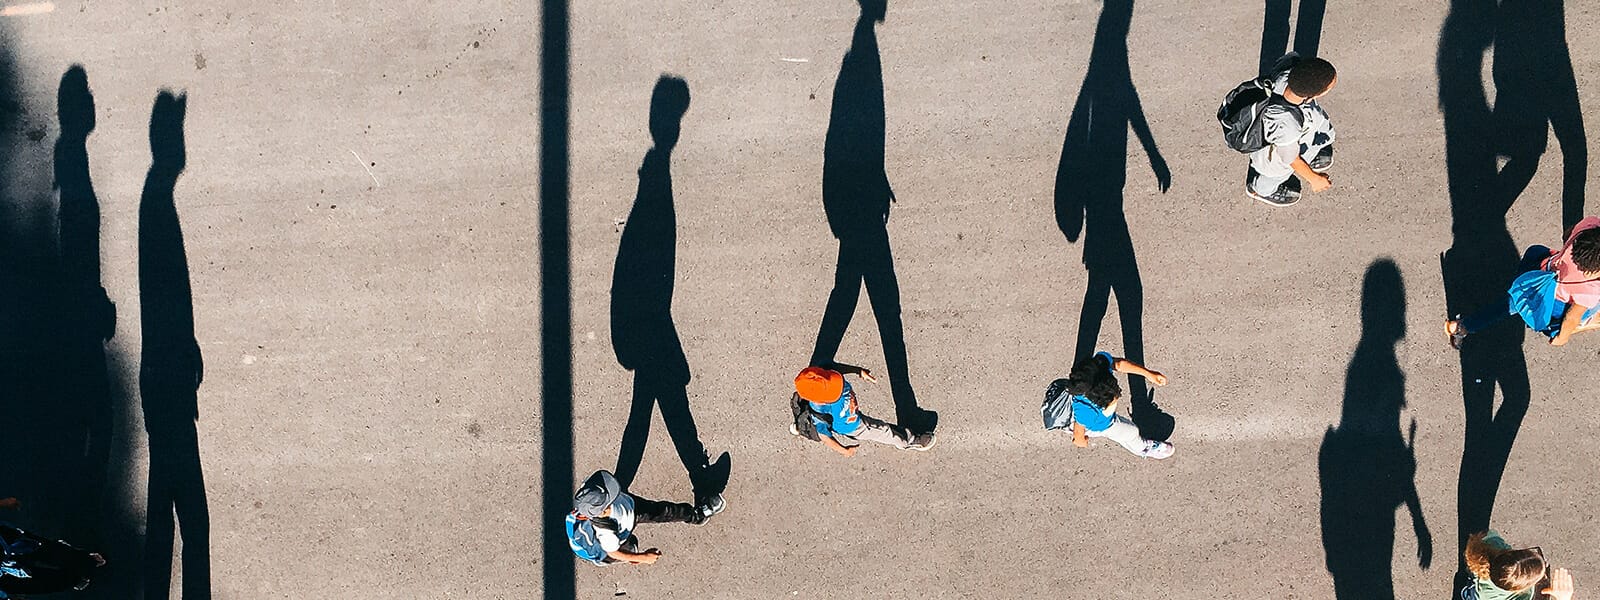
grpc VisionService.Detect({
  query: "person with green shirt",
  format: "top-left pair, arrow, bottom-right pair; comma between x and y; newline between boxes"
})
1462,530 -> 1576,600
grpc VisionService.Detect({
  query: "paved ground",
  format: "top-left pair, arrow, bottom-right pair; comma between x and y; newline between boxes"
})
0,0 -> 1596,598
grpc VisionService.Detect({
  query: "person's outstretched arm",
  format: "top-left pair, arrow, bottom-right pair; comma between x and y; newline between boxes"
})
1111,358 -> 1168,386
607,547 -> 662,565
819,436 -> 858,457
1550,303 -> 1593,346
826,362 -> 878,383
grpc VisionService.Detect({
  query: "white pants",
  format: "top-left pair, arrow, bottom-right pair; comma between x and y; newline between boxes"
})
1086,414 -> 1149,456
1248,103 -> 1336,195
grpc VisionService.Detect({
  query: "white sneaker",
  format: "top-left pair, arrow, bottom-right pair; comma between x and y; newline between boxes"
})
1141,440 -> 1174,459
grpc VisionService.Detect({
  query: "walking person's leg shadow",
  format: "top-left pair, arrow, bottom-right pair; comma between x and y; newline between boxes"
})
138,90 -> 211,600
611,76 -> 729,505
811,0 -> 936,434
1318,260 -> 1432,600
1054,0 -> 1172,441
1260,0 -> 1329,75
1486,0 -> 1586,232
1437,0 -> 1541,594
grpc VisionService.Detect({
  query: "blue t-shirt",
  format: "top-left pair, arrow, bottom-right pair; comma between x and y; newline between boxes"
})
1069,352 -> 1118,432
809,380 -> 863,437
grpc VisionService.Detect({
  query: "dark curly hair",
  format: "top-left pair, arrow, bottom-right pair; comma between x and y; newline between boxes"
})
1066,354 -> 1121,408
1287,57 -> 1337,98
1570,227 -> 1600,272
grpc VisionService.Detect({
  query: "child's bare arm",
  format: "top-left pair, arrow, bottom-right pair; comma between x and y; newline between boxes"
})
1111,358 -> 1169,386
820,436 -> 858,457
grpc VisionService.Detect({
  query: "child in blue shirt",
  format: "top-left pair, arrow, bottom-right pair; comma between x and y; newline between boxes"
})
1064,352 -> 1174,459
794,365 -> 934,455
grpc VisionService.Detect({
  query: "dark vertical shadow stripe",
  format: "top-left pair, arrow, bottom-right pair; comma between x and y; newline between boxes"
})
540,0 -> 576,597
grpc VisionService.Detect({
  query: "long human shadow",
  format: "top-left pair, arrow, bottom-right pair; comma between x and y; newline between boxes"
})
810,0 -> 935,433
1259,0 -> 1328,75
138,90 -> 211,600
0,62 -> 143,597
55,65 -> 119,543
55,66 -> 144,599
1435,0 -> 1581,593
1053,0 -> 1172,441
1489,0 -> 1586,232
1319,259 -> 1432,600
610,76 -> 729,503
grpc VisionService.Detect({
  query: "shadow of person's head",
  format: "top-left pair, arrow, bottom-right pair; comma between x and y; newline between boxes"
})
1361,259 -> 1406,343
857,0 -> 886,23
58,65 -> 93,138
648,76 -> 690,151
150,90 -> 187,173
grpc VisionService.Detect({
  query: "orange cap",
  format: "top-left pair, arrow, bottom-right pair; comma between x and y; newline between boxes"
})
794,367 -> 844,403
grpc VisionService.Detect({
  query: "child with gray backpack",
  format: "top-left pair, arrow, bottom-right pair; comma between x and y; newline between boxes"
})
1041,352 -> 1174,459
1217,53 -> 1339,207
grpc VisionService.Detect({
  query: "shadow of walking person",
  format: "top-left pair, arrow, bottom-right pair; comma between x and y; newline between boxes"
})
1319,259 -> 1433,600
1053,0 -> 1172,441
1434,0 -> 1568,592
611,76 -> 730,505
1488,0 -> 1586,232
1258,0 -> 1328,76
54,65 -> 120,545
139,90 -> 211,600
810,0 -> 935,434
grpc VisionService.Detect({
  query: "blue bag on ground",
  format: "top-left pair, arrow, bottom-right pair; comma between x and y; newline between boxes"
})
1506,270 -> 1562,335
1041,378 -> 1074,430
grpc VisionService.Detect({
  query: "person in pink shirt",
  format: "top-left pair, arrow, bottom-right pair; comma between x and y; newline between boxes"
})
1447,216 -> 1600,347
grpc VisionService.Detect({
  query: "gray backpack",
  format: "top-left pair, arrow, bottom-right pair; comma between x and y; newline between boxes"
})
1217,74 -> 1304,154
1041,379 -> 1075,430
788,392 -> 832,442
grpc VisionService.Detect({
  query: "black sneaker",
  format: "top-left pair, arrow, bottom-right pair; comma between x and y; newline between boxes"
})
693,494 -> 725,524
1245,170 -> 1302,207
1309,145 -> 1333,172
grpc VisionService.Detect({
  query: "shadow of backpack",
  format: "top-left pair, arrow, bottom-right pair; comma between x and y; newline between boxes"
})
788,392 -> 833,442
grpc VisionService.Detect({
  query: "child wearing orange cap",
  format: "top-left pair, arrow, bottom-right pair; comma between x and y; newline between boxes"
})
794,365 -> 934,455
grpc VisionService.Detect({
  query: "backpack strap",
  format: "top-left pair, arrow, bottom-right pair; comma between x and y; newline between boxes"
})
1544,241 -> 1600,284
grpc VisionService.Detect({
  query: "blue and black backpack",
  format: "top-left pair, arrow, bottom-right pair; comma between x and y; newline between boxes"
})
564,513 -> 606,565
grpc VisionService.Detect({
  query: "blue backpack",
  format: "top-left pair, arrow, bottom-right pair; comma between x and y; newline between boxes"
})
564,513 -> 606,565
1507,270 -> 1564,335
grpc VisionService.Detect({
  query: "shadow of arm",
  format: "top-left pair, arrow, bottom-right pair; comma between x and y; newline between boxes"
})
1126,90 -> 1170,192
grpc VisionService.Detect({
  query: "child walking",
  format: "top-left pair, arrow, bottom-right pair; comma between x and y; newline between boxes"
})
1061,352 -> 1174,459
1461,529 -> 1576,600
793,365 -> 934,456
1245,53 -> 1338,206
1446,216 -> 1600,348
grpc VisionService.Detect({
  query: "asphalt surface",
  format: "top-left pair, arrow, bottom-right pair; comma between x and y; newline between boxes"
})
0,0 -> 1596,598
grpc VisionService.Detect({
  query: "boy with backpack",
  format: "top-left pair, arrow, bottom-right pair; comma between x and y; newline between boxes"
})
564,470 -> 724,566
1041,352 -> 1174,459
1218,53 -> 1338,207
790,365 -> 935,456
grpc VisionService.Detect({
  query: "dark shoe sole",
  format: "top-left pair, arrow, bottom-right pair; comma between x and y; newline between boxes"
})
1246,187 -> 1301,207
